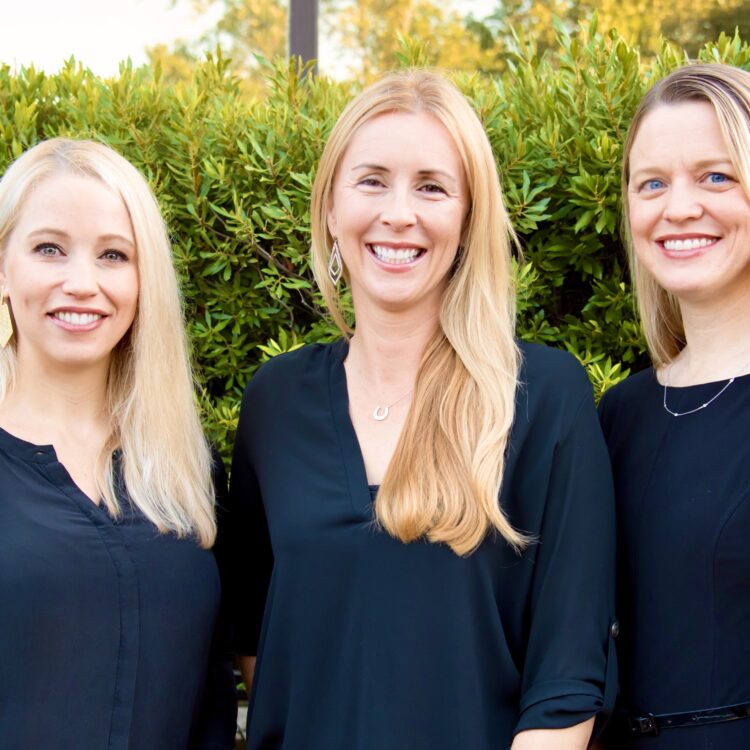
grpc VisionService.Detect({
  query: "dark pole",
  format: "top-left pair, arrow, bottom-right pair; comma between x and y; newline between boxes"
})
289,0 -> 318,74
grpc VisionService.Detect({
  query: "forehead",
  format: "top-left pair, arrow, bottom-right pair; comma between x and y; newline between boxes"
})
339,110 -> 464,171
15,173 -> 132,231
630,101 -> 729,165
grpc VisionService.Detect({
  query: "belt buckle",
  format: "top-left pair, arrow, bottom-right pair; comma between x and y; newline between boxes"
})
629,713 -> 659,736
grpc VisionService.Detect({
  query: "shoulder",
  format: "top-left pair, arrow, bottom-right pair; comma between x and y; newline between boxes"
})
511,342 -> 597,448
598,366 -> 656,420
600,365 -> 657,405
598,365 -> 657,441
518,341 -> 593,406
241,340 -> 341,400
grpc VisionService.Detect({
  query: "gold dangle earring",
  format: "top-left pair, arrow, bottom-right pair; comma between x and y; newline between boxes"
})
0,286 -> 14,348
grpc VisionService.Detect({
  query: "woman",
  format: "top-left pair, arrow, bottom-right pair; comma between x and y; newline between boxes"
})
224,70 -> 616,750
599,63 -> 750,748
0,138 -> 236,748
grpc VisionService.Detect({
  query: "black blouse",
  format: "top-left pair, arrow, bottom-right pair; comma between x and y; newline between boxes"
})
222,340 -> 617,750
0,428 -> 236,749
600,369 -> 750,749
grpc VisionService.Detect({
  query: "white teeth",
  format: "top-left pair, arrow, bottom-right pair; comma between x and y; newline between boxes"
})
662,237 -> 715,251
370,244 -> 421,264
54,311 -> 102,326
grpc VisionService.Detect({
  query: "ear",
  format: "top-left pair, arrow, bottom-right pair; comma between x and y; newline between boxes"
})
326,197 -> 338,241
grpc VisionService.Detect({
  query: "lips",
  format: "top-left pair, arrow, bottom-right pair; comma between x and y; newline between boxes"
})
48,309 -> 107,330
367,244 -> 425,265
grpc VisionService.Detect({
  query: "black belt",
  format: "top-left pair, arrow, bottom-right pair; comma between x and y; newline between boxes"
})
621,701 -> 750,736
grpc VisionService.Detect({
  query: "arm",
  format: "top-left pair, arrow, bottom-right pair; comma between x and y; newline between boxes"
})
215,388 -> 274,685
514,381 -> 617,738
239,655 -> 257,695
190,451 -> 239,749
512,717 -> 594,750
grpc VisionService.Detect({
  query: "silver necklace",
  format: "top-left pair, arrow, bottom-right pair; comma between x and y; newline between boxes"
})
663,366 -> 738,417
373,389 -> 412,421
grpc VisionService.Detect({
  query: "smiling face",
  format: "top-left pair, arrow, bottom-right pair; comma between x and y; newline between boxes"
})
326,110 -> 468,317
0,172 -> 139,375
627,101 -> 750,306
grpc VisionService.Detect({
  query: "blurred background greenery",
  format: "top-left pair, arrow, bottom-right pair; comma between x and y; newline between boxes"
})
3,3 -> 750,458
148,0 -> 750,94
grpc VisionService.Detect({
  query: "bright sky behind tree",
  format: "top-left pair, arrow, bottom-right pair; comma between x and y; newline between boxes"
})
1,0 -> 496,77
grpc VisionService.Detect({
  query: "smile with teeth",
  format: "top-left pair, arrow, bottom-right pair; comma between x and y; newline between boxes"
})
661,237 -> 717,251
52,311 -> 104,326
369,244 -> 424,265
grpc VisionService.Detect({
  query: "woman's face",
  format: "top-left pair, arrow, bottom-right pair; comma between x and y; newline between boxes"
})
327,110 -> 468,317
628,101 -> 750,306
0,172 -> 139,374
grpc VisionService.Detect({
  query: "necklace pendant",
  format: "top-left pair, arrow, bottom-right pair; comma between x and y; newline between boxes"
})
373,405 -> 389,421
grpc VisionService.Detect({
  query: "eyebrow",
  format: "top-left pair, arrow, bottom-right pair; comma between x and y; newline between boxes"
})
27,228 -> 135,248
351,162 -> 459,183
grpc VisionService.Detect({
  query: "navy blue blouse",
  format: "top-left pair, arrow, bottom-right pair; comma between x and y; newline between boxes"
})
0,428 -> 236,749
222,340 -> 617,750
600,369 -> 750,748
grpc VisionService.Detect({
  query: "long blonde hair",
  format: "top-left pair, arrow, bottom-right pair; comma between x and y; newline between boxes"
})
0,138 -> 216,547
622,63 -> 750,368
311,70 -> 527,556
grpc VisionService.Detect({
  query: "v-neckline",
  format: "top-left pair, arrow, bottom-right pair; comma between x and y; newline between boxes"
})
327,339 -> 378,518
0,425 -> 110,514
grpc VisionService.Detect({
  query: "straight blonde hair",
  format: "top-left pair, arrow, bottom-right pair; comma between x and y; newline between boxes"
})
311,70 -> 528,556
622,63 -> 750,368
0,138 -> 216,547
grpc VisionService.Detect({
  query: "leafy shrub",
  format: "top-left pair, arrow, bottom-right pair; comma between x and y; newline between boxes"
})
2,29 -> 749,458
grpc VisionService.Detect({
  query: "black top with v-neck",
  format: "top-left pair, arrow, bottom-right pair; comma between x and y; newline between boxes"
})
599,368 -> 750,748
0,428 -> 237,749
222,339 -> 617,750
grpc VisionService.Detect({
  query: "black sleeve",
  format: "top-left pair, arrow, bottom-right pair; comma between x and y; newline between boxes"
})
515,393 -> 618,734
190,450 -> 239,749
216,388 -> 274,656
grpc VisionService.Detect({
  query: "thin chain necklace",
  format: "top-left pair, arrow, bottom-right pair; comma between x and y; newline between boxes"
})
372,389 -> 412,421
662,361 -> 746,417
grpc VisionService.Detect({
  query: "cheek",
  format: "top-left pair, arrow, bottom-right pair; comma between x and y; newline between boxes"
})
117,270 -> 139,319
628,202 -> 659,247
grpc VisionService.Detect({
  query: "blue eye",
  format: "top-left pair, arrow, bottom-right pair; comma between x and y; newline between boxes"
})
706,172 -> 730,184
641,179 -> 666,192
34,243 -> 62,256
101,250 -> 128,262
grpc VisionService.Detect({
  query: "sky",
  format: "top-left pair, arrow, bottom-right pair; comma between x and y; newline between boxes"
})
0,0 -> 497,78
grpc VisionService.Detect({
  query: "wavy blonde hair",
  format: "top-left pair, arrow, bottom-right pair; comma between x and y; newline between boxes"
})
311,70 -> 527,556
622,63 -> 750,368
0,138 -> 216,547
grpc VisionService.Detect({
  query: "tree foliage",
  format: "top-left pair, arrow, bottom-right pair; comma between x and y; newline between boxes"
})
477,0 -> 750,59
322,0 -> 495,79
4,29 -> 750,459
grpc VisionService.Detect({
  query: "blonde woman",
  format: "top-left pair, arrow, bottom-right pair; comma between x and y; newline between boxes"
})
0,139 -> 236,748
599,64 -> 750,748
224,70 -> 616,750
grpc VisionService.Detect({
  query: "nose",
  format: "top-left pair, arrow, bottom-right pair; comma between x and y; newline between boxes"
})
60,253 -> 99,297
663,180 -> 704,223
380,182 -> 417,230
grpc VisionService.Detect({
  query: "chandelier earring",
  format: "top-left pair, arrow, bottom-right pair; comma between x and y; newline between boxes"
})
0,286 -> 13,349
328,238 -> 343,286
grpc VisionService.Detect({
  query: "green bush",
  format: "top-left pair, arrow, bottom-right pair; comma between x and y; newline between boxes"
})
2,29 -> 749,458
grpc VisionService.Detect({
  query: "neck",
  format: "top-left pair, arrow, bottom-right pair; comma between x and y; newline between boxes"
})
0,354 -> 110,440
346,306 -> 439,393
670,296 -> 750,384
